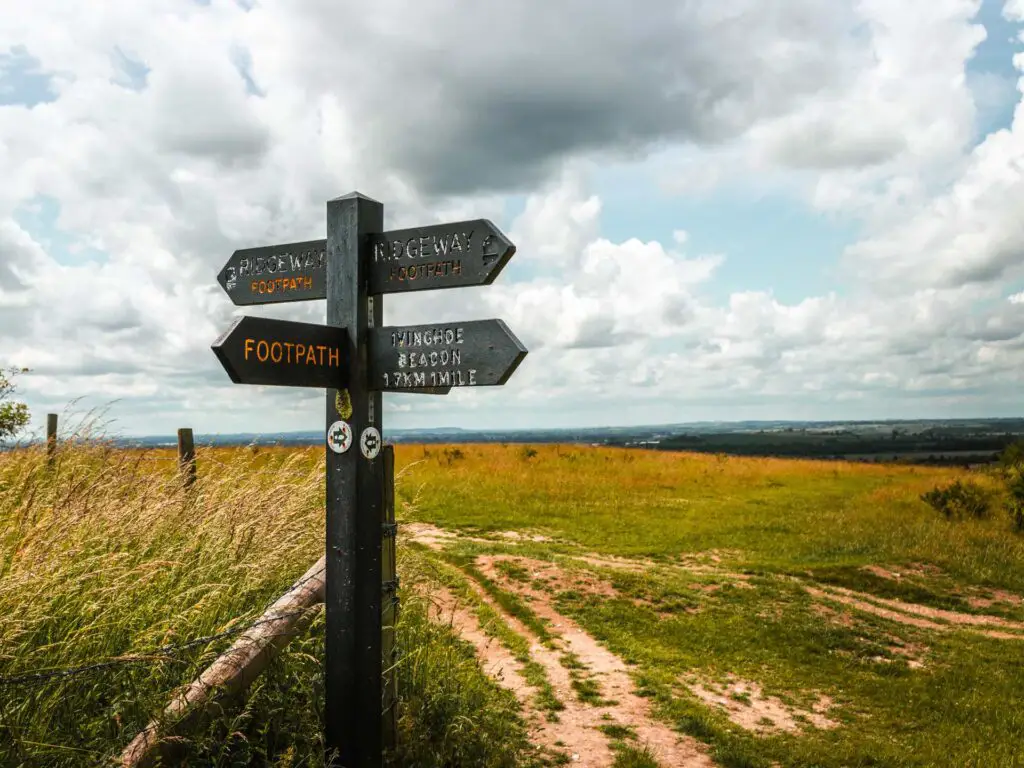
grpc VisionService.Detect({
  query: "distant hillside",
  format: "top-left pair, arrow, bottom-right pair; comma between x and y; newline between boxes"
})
13,417 -> 1023,465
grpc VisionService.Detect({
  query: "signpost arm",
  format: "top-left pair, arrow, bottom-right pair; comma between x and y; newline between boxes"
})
325,192 -> 384,768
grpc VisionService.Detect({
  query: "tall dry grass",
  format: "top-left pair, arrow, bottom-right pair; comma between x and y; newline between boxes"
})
0,430 -> 535,766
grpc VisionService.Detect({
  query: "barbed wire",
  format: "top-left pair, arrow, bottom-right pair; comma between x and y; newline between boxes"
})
0,568 -> 403,690
0,610 -> 310,688
0,562 -> 331,689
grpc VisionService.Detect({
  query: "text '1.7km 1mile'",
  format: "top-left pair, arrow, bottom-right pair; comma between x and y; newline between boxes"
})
368,320 -> 527,391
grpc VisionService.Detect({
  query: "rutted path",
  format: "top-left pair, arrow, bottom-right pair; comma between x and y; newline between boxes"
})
412,521 -> 715,766
433,583 -> 621,766
473,556 -> 716,767
409,519 -> 1024,764
408,520 -> 1024,641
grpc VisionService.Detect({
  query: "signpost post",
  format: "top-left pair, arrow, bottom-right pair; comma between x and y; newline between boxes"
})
211,194 -> 526,767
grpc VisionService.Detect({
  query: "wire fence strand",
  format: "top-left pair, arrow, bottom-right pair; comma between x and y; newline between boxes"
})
0,561 -> 331,689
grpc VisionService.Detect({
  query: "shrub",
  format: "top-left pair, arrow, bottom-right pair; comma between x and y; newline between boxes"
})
519,446 -> 538,460
998,440 -> 1024,475
442,447 -> 464,464
1008,496 -> 1024,532
920,479 -> 993,520
996,442 -> 1024,532
1005,470 -> 1024,532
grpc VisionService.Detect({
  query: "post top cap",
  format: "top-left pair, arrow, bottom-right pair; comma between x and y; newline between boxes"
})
329,191 -> 381,203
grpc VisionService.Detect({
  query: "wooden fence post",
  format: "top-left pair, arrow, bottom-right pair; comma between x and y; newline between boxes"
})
382,444 -> 398,752
46,413 -> 57,466
177,428 -> 197,490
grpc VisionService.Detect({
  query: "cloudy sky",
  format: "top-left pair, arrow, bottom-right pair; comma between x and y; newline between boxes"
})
2,0 -> 1024,438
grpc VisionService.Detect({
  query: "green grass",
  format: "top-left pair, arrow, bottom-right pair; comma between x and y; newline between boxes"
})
6,436 -> 1024,766
401,443 -> 1024,767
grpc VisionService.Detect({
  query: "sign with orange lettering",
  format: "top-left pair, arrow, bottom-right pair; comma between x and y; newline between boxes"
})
211,315 -> 348,388
217,240 -> 327,306
368,219 -> 515,294
216,220 -> 515,306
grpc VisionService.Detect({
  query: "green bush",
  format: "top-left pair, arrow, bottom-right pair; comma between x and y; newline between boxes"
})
443,447 -> 465,465
920,479 -> 993,521
997,442 -> 1024,532
1005,471 -> 1024,533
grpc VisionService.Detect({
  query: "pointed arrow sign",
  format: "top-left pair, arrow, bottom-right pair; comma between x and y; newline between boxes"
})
211,315 -> 349,388
368,219 -> 515,295
217,240 -> 327,307
368,319 -> 527,391
216,220 -> 515,306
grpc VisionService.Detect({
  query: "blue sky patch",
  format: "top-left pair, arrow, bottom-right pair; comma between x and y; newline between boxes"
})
966,0 -> 1021,136
14,196 -> 109,266
0,46 -> 57,108
111,47 -> 150,92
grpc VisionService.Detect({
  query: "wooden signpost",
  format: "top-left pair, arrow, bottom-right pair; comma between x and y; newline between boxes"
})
211,316 -> 349,389
369,320 -> 526,391
216,219 -> 515,306
211,193 -> 525,768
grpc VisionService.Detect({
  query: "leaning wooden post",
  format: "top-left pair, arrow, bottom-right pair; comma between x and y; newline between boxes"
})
119,557 -> 327,768
381,444 -> 398,752
177,428 -> 197,490
46,413 -> 57,466
325,192 -> 384,768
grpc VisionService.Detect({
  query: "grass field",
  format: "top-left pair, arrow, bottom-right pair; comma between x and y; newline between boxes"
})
2,438 -> 1023,766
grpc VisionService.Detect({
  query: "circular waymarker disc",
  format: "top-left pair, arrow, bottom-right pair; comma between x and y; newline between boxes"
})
360,426 -> 382,460
326,420 -> 353,454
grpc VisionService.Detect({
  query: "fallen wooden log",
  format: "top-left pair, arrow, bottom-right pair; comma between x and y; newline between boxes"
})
119,556 -> 326,768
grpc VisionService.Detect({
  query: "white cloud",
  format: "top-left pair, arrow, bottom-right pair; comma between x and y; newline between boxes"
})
0,0 -> 1022,434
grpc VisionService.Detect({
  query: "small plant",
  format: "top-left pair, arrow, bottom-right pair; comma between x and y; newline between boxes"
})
988,442 -> 1024,531
1005,465 -> 1024,532
920,479 -> 992,520
0,366 -> 30,444
998,440 -> 1024,476
442,447 -> 464,465
520,446 -> 538,460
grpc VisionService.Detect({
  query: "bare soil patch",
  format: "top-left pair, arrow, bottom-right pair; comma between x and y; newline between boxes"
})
493,556 -> 621,601
683,675 -> 837,734
966,590 -> 1024,610
807,587 -> 945,631
823,584 -> 1024,631
807,585 -> 1024,639
861,565 -> 903,581
572,554 -> 650,573
570,553 -> 754,589
428,588 -> 533,701
404,522 -> 500,550
675,549 -> 742,567
882,636 -> 928,669
496,530 -> 553,543
429,586 -> 614,765
812,602 -> 857,629
405,522 -> 460,550
474,556 -> 716,767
